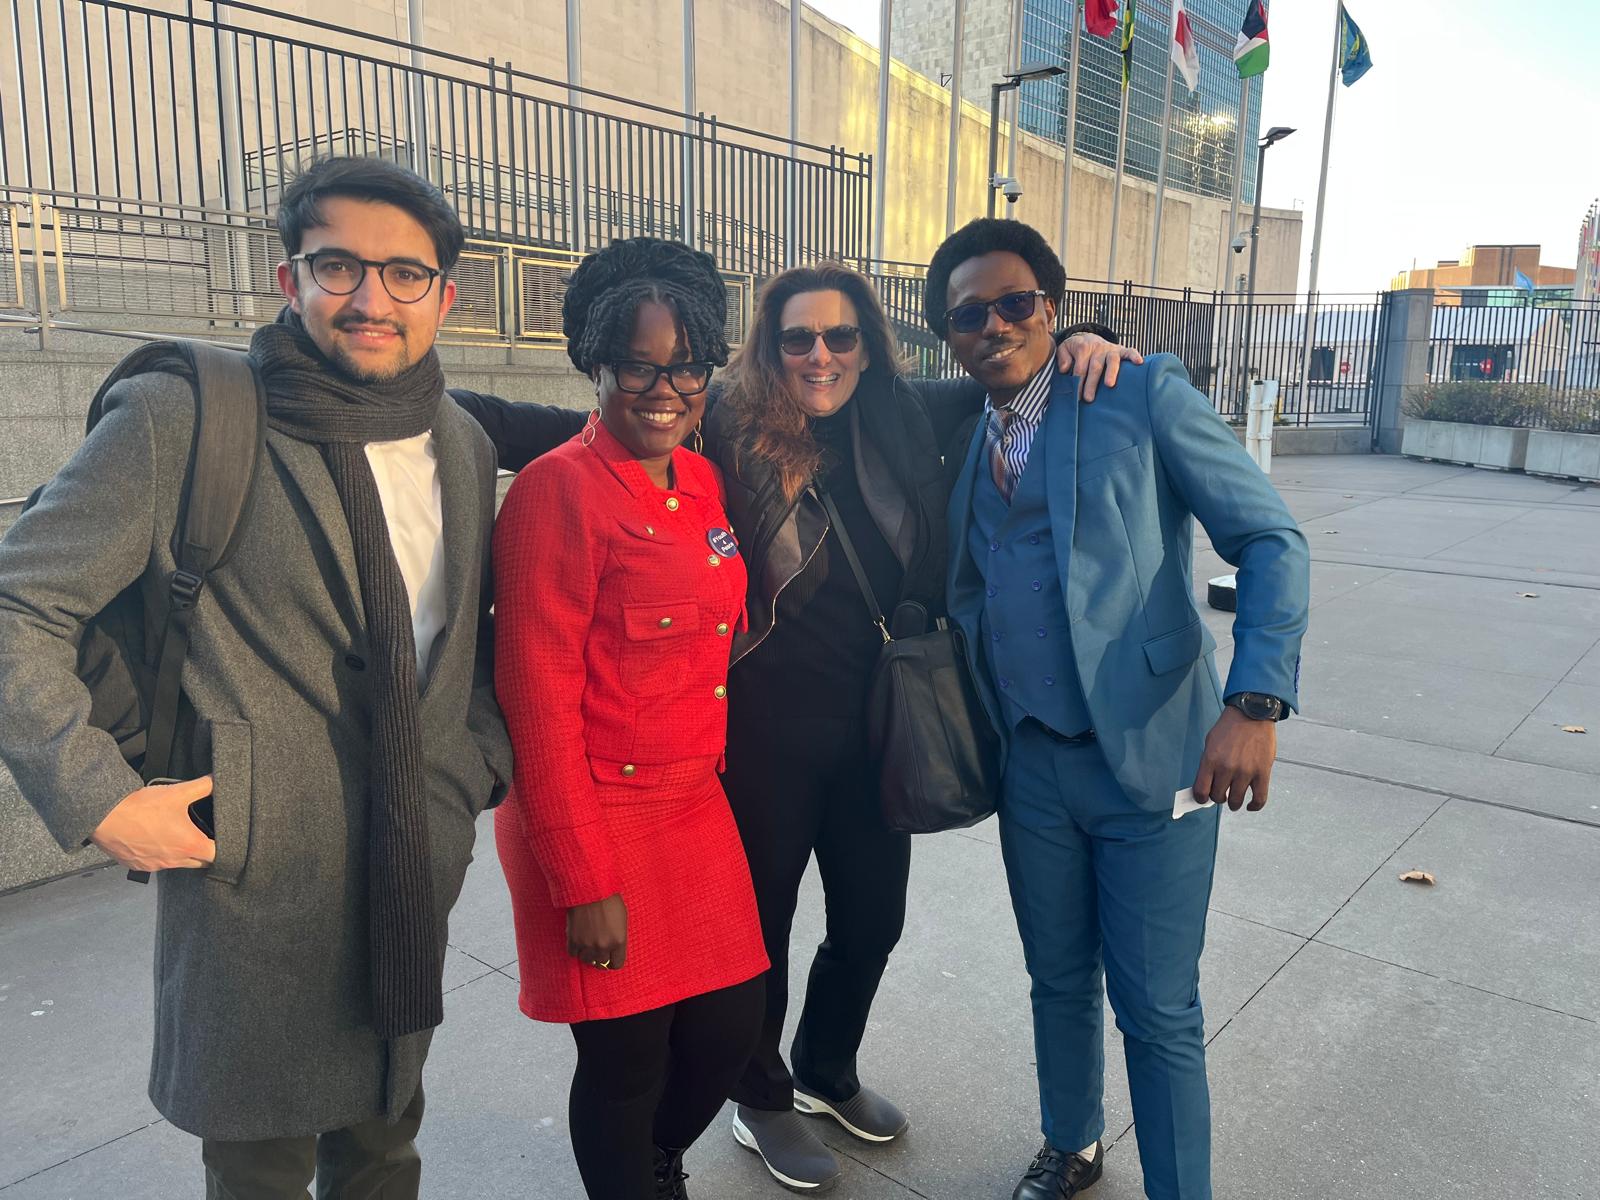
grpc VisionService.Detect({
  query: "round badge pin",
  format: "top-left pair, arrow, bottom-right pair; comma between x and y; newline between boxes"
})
707,528 -> 739,558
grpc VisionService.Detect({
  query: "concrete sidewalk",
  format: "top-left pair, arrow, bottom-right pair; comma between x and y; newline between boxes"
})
3,455 -> 1598,1199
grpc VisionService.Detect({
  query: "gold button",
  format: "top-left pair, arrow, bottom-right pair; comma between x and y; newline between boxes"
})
644,525 -> 654,536
714,685 -> 728,699
665,497 -> 680,511
657,616 -> 673,629
707,555 -> 720,567
716,622 -> 729,636
621,764 -> 636,778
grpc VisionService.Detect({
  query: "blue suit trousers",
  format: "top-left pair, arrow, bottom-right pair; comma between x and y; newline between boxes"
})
999,721 -> 1220,1200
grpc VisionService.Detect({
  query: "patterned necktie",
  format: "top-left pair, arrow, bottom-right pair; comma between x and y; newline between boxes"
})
991,408 -> 1016,502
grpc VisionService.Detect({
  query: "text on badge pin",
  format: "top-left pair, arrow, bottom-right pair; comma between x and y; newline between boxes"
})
707,528 -> 739,558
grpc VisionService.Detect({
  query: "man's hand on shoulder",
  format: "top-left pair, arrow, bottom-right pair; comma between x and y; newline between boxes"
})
90,776 -> 216,871
1056,334 -> 1144,402
1193,707 -> 1276,812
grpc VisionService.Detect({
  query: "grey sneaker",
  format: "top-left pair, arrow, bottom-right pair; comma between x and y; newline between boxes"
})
793,1083 -> 909,1143
732,1104 -> 842,1192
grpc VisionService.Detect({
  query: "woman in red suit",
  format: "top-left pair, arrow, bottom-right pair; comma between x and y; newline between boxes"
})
492,238 -> 767,1200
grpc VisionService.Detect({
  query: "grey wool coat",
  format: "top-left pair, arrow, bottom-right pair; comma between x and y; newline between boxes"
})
0,370 -> 514,1141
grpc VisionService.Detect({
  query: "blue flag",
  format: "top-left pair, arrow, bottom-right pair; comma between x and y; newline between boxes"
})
1515,270 -> 1535,294
1339,6 -> 1373,86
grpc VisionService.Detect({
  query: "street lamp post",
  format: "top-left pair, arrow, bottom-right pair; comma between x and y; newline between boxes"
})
1237,125 -> 1295,413
986,62 -> 1066,218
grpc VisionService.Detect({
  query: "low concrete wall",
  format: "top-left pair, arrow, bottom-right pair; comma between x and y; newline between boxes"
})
1227,424 -> 1371,456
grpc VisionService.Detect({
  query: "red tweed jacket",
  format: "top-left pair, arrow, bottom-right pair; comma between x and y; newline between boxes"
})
491,421 -> 749,909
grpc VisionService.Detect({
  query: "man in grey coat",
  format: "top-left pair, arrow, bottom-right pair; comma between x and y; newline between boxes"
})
0,156 -> 512,1197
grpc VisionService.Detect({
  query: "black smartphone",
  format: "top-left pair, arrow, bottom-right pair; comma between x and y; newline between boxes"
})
188,796 -> 216,839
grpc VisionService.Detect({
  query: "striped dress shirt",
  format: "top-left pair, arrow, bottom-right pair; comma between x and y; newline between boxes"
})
986,357 -> 1055,501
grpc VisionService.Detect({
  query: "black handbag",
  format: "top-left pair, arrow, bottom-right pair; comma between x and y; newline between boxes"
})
818,491 -> 1001,833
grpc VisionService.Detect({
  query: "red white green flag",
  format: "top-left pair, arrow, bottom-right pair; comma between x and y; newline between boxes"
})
1172,0 -> 1200,92
1234,0 -> 1270,79
1086,0 -> 1120,38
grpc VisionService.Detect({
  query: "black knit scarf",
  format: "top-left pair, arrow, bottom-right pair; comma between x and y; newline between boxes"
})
251,307 -> 446,1039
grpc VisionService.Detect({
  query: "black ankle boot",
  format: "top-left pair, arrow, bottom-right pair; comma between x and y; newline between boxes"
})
653,1145 -> 690,1200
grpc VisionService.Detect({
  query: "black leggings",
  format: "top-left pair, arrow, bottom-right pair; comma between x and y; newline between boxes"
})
568,976 -> 764,1199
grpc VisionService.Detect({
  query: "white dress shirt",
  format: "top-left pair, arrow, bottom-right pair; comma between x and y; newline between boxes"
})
364,431 -> 447,689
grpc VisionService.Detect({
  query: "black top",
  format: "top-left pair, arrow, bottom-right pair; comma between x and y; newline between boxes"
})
732,408 -> 903,721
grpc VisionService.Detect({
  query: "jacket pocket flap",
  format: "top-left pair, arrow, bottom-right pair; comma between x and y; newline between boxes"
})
1142,619 -> 1216,676
616,520 -> 675,544
1077,442 -> 1142,483
622,601 -> 698,641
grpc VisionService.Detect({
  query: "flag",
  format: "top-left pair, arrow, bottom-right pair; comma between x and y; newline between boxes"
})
1172,0 -> 1200,91
1234,0 -> 1269,79
1515,269 -> 1535,294
1338,6 -> 1373,86
1119,0 -> 1137,89
1086,0 -> 1120,38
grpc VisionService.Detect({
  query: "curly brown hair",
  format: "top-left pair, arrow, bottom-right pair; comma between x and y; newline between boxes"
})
722,262 -> 904,499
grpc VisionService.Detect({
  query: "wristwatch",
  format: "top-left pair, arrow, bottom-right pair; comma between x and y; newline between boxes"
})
1224,692 -> 1287,722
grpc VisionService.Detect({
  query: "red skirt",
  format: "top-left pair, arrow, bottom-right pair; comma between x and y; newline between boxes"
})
495,754 -> 768,1023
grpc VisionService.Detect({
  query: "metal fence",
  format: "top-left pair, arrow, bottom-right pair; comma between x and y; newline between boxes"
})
865,261 -> 1385,428
0,0 -> 872,276
1427,297 -> 1600,388
0,194 -> 754,348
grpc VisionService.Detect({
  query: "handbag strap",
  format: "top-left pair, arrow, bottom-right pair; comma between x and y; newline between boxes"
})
817,488 -> 891,645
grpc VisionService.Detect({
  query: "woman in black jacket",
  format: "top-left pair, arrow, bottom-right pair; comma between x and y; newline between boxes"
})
453,266 -> 1133,1193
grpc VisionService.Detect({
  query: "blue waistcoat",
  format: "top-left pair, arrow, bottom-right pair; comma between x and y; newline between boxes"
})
968,412 -> 1092,737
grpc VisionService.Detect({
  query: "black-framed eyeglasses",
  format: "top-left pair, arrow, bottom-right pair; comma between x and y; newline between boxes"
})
609,360 -> 715,396
944,289 -> 1047,335
778,325 -> 862,356
289,251 -> 443,304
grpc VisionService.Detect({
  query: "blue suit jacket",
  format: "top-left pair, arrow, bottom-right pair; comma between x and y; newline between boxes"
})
947,354 -> 1310,814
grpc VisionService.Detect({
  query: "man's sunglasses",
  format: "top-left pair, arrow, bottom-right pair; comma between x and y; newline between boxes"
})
778,325 -> 862,356
609,360 -> 715,396
944,289 -> 1047,335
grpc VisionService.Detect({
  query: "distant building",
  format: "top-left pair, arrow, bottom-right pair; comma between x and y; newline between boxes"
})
1392,245 -> 1576,307
1578,200 -> 1599,303
890,0 -> 1262,205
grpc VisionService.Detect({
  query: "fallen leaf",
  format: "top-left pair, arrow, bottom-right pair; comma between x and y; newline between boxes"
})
1321,529 -> 1340,534
1560,725 -> 1587,735
1399,870 -> 1436,886
1517,592 -> 1539,598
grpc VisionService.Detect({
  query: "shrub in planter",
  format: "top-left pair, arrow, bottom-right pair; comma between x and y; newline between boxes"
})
1403,381 -> 1544,428
1534,391 -> 1600,435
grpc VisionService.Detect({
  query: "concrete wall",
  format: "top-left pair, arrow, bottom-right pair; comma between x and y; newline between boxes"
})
1,0 -> 1301,290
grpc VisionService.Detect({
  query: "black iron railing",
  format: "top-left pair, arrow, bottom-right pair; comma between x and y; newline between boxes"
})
0,0 -> 872,277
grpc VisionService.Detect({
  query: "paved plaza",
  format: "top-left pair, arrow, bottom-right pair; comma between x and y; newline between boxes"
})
2,453 -> 1598,1199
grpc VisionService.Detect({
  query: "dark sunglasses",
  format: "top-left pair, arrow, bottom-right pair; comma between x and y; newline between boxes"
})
609,360 -> 715,396
944,289 -> 1047,335
778,325 -> 862,356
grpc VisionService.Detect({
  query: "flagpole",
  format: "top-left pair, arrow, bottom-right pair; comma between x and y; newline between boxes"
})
1224,75 -> 1250,292
872,0 -> 892,263
1107,91 -> 1129,288
1149,0 -> 1178,292
1298,0 -> 1344,404
1057,2 -> 1083,268
945,0 -> 967,235
1005,0 -> 1023,218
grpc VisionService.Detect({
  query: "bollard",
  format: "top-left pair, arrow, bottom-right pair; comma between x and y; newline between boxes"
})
1246,379 -> 1279,474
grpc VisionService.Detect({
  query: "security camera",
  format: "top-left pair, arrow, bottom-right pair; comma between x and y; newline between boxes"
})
1230,234 -> 1247,254
1000,177 -> 1023,204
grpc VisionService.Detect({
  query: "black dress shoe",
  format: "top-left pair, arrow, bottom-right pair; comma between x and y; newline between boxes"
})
1011,1141 -> 1104,1200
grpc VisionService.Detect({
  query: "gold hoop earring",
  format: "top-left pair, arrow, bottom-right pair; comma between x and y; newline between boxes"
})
690,421 -> 704,455
581,407 -> 601,447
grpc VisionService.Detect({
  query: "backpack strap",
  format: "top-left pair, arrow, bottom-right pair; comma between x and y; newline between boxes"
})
140,340 -> 266,783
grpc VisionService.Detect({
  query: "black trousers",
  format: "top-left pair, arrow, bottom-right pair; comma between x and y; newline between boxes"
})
722,713 -> 912,1111
568,976 -> 763,1199
201,1084 -> 424,1200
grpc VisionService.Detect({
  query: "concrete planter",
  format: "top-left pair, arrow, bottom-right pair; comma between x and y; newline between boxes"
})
1525,429 -> 1600,482
1402,419 -> 1529,471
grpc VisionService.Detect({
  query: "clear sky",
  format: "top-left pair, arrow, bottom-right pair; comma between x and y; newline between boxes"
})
804,0 -> 1600,294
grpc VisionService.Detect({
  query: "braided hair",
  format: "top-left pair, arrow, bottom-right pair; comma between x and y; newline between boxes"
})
563,237 -> 731,374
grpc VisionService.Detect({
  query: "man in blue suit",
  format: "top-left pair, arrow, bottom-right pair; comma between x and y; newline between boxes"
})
931,219 -> 1309,1200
